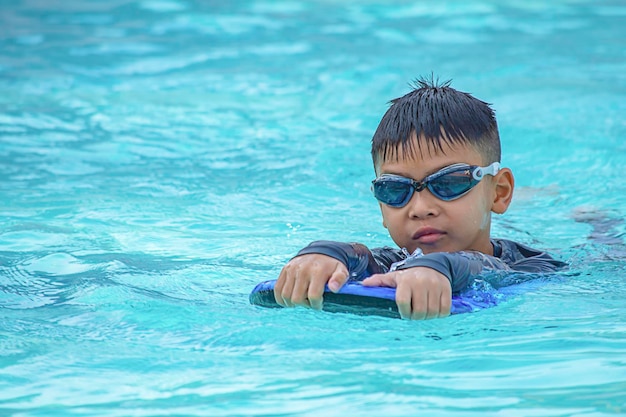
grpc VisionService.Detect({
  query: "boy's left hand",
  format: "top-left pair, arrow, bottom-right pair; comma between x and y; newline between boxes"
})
362,267 -> 452,320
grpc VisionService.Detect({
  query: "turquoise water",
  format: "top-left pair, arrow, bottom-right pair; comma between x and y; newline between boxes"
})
1,0 -> 626,415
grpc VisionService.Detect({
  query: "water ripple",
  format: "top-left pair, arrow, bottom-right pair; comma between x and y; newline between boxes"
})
1,1 -> 626,415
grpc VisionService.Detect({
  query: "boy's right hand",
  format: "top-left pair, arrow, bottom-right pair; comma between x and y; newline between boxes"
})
274,254 -> 349,310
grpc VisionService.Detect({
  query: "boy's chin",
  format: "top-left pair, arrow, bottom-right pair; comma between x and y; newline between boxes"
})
419,246 -> 443,255
415,242 -> 460,255
411,244 -> 442,255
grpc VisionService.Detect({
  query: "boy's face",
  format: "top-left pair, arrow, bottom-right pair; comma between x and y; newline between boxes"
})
375,139 -> 507,256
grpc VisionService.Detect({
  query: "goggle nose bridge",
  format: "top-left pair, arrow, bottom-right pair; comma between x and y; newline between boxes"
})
410,179 -> 428,193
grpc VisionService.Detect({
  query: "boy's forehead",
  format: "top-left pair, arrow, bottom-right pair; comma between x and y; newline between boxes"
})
377,136 -> 479,164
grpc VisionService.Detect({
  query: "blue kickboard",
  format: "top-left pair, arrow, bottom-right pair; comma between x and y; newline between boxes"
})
249,279 -> 508,318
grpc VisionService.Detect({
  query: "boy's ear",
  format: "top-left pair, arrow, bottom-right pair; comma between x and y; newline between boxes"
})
491,168 -> 514,214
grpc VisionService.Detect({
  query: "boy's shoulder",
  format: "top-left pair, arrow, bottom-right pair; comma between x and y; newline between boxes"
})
491,238 -> 567,272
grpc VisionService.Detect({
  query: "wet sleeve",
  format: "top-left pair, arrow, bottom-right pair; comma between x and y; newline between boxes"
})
295,241 -> 405,280
498,240 -> 568,273
295,241 -> 515,292
295,240 -> 567,293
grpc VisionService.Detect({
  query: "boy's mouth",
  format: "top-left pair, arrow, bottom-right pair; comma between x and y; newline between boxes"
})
413,227 -> 446,244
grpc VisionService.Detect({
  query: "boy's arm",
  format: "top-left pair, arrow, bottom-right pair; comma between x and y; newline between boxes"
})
297,239 -> 567,293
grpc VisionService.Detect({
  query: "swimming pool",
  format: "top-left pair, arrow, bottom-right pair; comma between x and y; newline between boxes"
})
1,0 -> 625,415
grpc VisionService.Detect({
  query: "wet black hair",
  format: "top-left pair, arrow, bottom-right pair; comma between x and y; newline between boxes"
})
371,76 -> 501,169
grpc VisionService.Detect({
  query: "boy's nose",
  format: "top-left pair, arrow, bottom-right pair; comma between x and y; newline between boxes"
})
406,189 -> 438,218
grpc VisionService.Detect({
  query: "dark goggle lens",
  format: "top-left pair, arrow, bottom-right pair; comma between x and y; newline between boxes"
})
372,180 -> 412,207
428,171 -> 478,200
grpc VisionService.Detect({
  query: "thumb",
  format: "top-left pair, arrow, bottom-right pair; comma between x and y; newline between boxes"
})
362,273 -> 398,288
328,265 -> 349,293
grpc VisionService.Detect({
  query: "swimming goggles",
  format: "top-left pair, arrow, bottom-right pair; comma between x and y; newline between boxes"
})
371,162 -> 500,207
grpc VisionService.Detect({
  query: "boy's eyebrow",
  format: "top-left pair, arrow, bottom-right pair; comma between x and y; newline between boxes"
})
378,162 -> 461,179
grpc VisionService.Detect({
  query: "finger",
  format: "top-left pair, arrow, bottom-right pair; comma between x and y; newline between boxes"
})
395,286 -> 412,319
291,272 -> 311,308
439,291 -> 452,318
410,290 -> 427,320
308,276 -> 326,310
280,269 -> 296,307
327,265 -> 349,292
362,273 -> 398,288
274,267 -> 288,306
425,290 -> 440,320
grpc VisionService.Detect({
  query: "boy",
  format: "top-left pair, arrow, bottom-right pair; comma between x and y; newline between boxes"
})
274,78 -> 566,320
